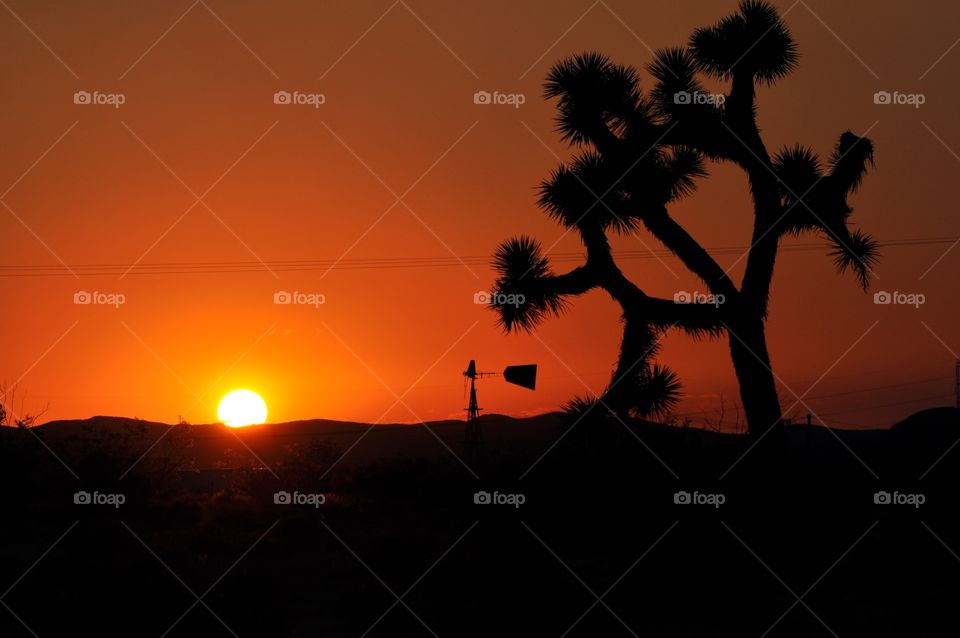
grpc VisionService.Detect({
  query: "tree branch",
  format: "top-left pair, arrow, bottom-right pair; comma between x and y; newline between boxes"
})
641,205 -> 739,298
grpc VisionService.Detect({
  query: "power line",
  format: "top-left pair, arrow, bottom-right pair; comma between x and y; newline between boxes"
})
803,375 -> 953,401
818,393 -> 955,417
675,376 -> 954,418
0,236 -> 955,277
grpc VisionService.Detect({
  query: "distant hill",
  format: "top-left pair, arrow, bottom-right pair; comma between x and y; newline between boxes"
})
38,415 -> 171,435
890,407 -> 960,446
35,412 -> 566,470
890,406 -> 959,431
29,407 -> 960,472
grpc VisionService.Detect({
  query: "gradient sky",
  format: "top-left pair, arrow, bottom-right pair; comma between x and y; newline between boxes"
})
1,0 -> 958,429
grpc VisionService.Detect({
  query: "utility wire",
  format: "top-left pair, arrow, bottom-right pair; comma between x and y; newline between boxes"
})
803,375 -> 953,401
815,393 -> 955,418
0,236 -> 955,277
675,376 -> 954,418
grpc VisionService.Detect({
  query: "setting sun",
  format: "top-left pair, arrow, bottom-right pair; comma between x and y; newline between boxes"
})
217,389 -> 268,427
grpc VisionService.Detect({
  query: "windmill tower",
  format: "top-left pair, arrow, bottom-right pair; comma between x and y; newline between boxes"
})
463,360 -> 494,460
462,360 -> 537,465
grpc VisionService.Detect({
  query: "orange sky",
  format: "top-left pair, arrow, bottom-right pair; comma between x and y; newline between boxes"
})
1,0 -> 958,429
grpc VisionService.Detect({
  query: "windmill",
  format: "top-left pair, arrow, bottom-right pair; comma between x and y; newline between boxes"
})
463,360 -> 537,464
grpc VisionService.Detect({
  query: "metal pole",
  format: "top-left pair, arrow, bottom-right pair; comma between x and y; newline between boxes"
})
955,359 -> 959,409
464,375 -> 484,464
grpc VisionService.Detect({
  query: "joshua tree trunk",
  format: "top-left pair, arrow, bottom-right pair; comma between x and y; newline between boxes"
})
603,313 -> 654,418
726,314 -> 783,435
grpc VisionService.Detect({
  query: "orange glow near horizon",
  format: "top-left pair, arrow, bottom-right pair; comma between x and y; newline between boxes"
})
1,1 -> 958,430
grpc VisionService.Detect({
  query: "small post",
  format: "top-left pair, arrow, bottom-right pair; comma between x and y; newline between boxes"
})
955,359 -> 959,409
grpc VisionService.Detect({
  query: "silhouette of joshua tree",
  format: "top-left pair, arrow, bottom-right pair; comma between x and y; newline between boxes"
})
489,1 -> 877,436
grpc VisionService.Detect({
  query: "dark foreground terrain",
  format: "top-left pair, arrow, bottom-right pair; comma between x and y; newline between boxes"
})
2,408 -> 959,636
